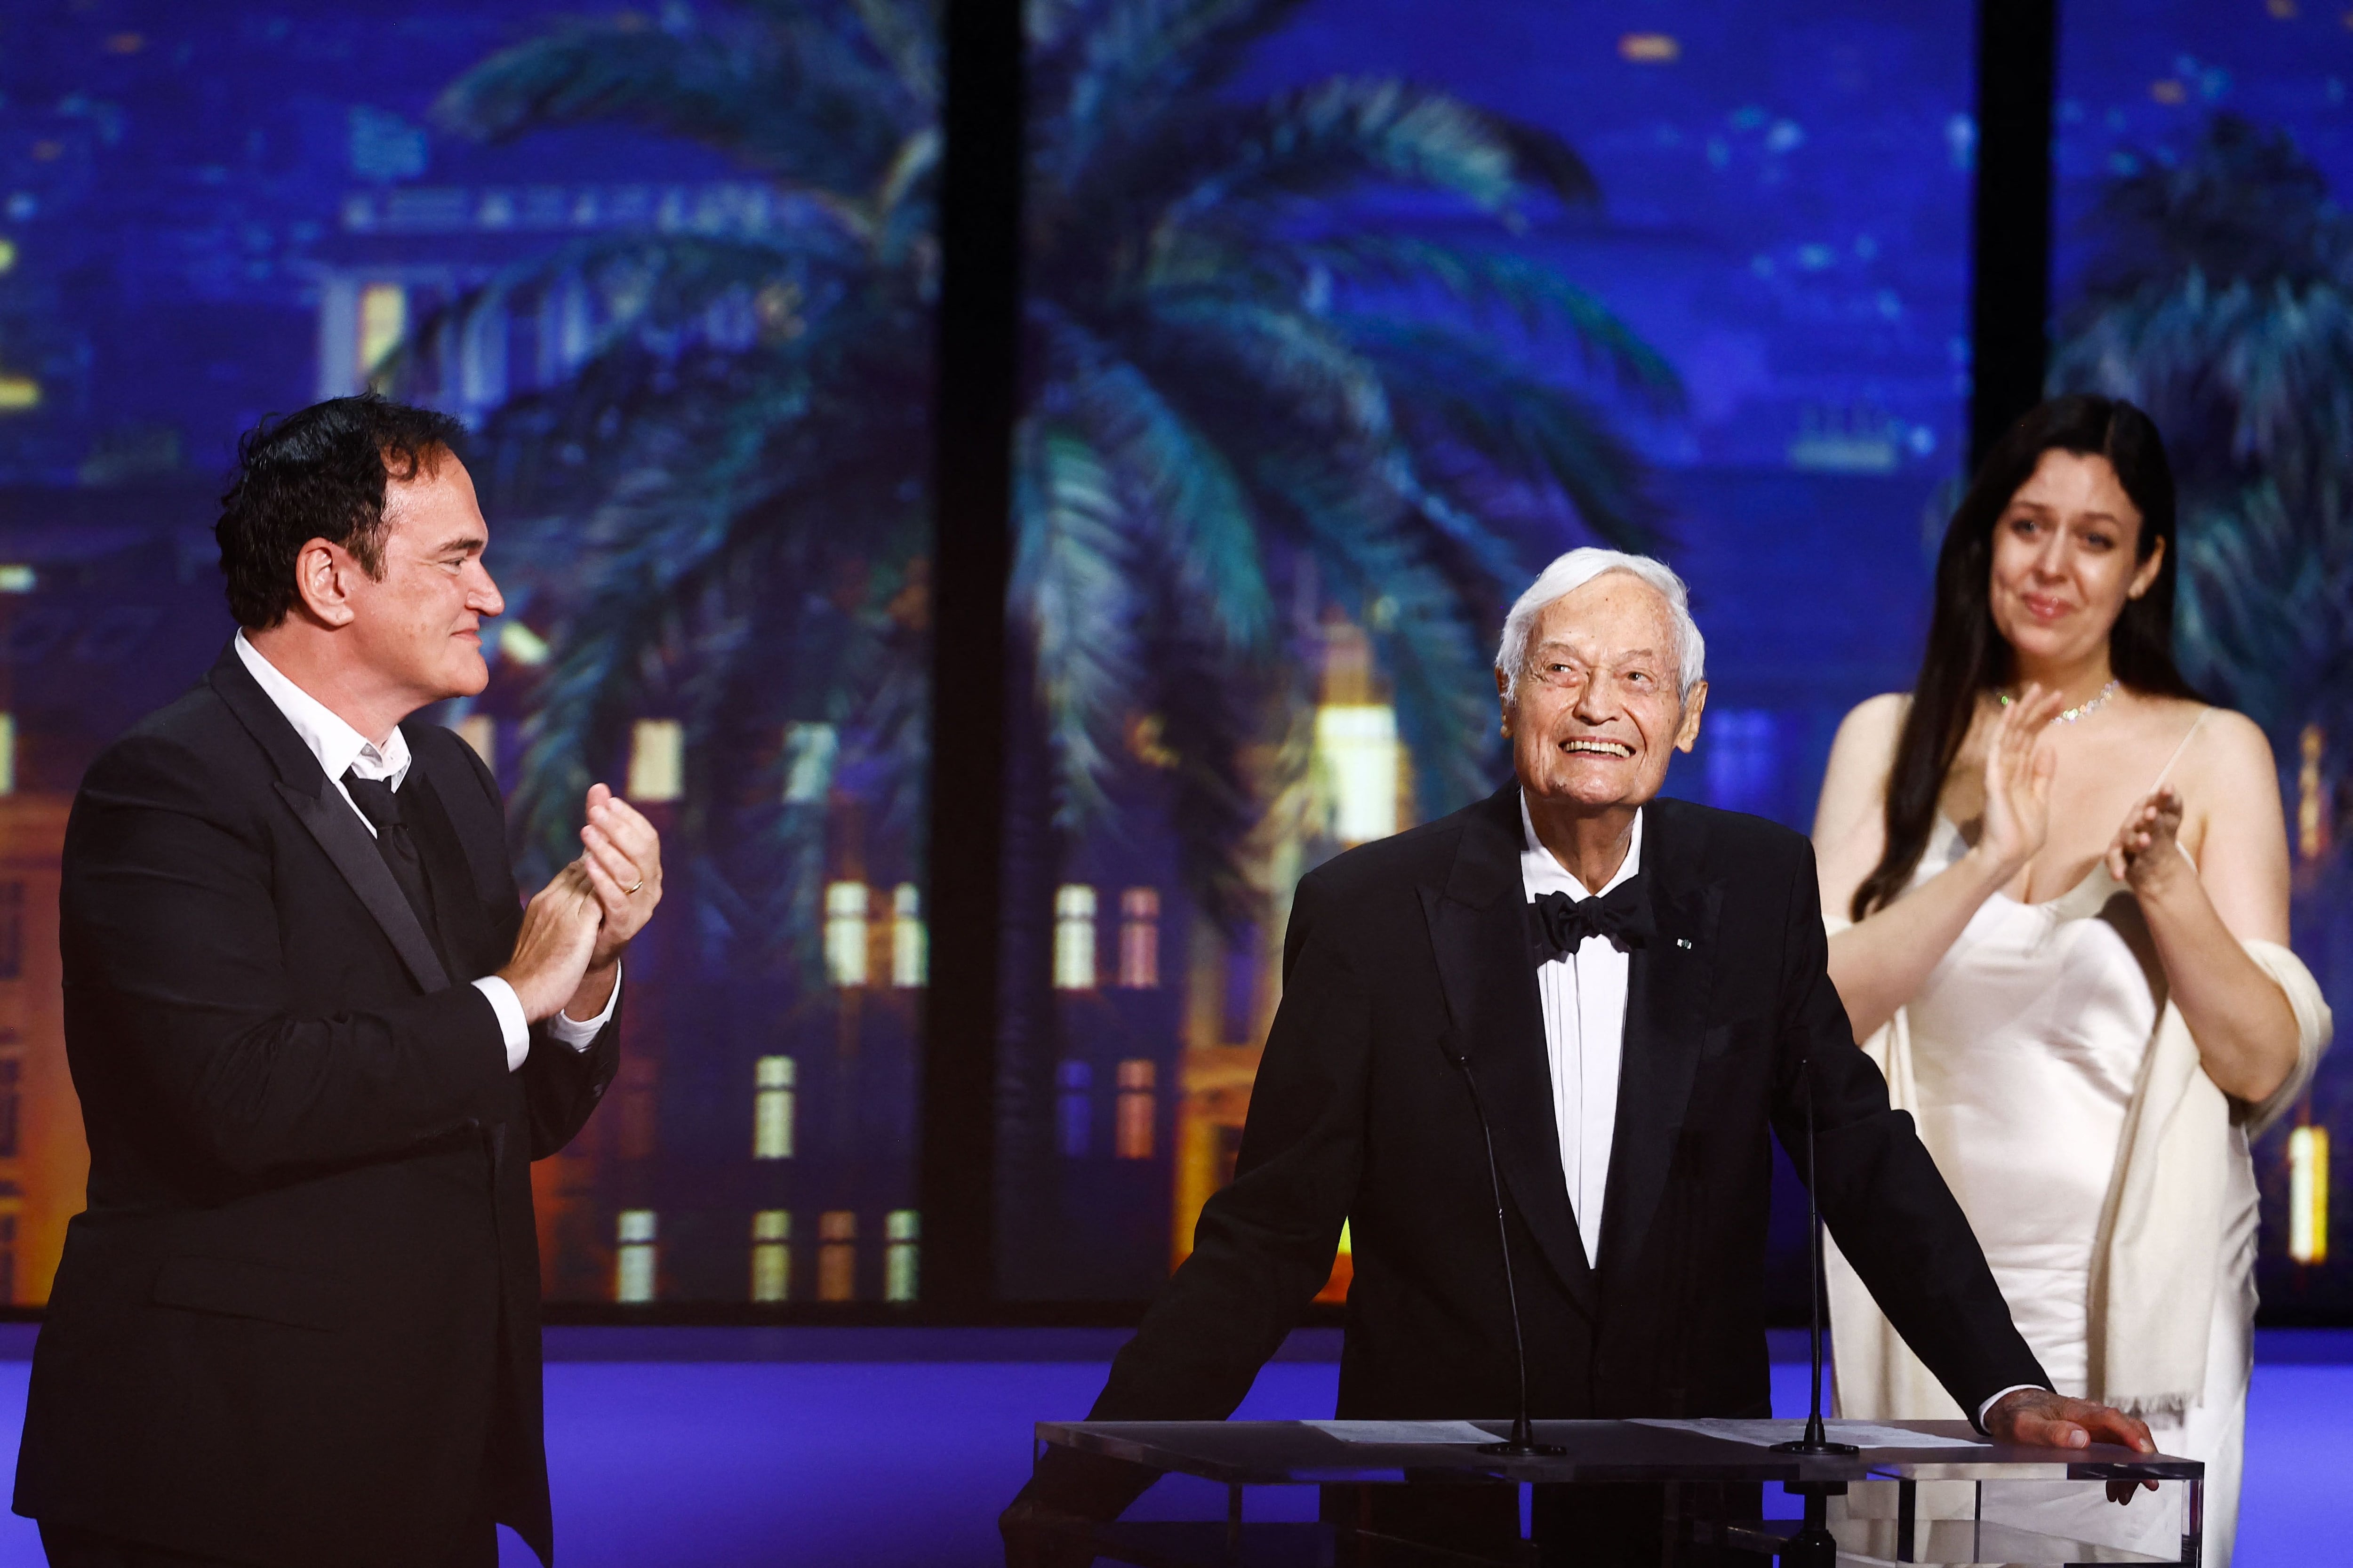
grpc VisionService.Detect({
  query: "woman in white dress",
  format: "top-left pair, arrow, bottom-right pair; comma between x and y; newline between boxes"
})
1811,395 -> 2331,1564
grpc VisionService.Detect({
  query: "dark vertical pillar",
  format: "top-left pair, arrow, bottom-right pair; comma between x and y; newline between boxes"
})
1968,0 -> 2059,471
919,0 -> 1024,1312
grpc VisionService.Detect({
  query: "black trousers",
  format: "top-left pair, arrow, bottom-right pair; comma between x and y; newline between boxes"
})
39,1518 -> 498,1568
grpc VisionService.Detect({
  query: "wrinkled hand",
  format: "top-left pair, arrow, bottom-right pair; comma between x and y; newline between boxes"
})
2105,785 -> 2187,897
1985,1388 -> 2158,1504
1977,685 -> 2062,880
576,783 -> 664,968
496,863 -> 603,1023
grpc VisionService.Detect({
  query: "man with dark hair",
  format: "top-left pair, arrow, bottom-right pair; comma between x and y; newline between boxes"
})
13,394 -> 663,1568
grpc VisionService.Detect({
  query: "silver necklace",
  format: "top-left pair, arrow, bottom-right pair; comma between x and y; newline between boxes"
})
1996,678 -> 2120,724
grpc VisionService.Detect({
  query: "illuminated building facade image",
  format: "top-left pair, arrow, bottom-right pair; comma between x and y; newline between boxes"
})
0,0 -> 2339,1324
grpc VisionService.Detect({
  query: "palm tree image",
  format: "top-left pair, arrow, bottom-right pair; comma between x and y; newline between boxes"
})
404,0 -> 1679,1294
2051,112 -> 2353,1311
414,0 -> 1673,955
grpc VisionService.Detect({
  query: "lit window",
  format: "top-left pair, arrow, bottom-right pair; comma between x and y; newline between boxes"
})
824,883 -> 869,987
358,282 -> 407,379
884,1209 -> 919,1303
499,622 -> 550,666
1053,884 -> 1098,990
0,883 -> 20,980
0,713 -> 15,796
891,883 -> 927,988
1117,888 -> 1160,988
783,722 -> 838,805
1115,1059 -> 1156,1160
454,715 -> 495,770
817,1210 -> 857,1302
2291,1125 -> 2330,1265
1313,705 -> 1399,845
752,1056 -> 796,1159
615,1210 -> 657,1303
751,1209 -> 791,1302
1056,1060 -> 1092,1157
2299,725 -> 2328,864
0,566 -> 32,593
627,719 -> 684,802
0,1055 -> 21,1160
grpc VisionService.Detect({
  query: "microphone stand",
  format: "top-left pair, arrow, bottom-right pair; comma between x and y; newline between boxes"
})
1772,1056 -> 1853,1568
1445,1041 -> 1563,1458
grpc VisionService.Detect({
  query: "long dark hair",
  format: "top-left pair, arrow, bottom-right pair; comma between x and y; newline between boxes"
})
1850,395 -> 2202,920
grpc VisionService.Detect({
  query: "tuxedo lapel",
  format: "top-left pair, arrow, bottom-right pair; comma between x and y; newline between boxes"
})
398,760 -> 500,981
1597,799 -> 1721,1287
1421,784 -> 1598,1317
206,643 -> 452,995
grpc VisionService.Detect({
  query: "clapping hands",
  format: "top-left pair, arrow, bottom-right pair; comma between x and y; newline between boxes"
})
2105,785 -> 2187,896
496,785 -> 664,1023
1976,685 -> 2063,880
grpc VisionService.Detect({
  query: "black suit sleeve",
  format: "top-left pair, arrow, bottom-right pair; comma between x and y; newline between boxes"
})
1023,871 -> 1369,1516
1769,841 -> 2049,1418
520,1015 -> 619,1160
63,735 -> 511,1176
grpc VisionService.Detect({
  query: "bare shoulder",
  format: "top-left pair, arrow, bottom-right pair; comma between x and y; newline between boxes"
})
2173,705 -> 2278,796
1823,694 -> 1908,787
1837,692 -> 1910,745
1813,693 -> 1909,848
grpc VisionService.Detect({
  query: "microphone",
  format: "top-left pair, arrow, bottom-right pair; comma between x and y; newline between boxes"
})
1774,1054 -> 1857,1458
1773,1054 -> 1853,1568
1441,1034 -> 1564,1458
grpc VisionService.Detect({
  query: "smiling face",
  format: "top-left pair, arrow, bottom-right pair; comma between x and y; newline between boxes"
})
1987,448 -> 2164,679
340,451 -> 505,708
1498,571 -> 1705,815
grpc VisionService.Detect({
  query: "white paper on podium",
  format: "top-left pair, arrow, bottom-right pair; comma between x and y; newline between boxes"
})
1304,1420 -> 1500,1445
1631,1418 -> 1987,1451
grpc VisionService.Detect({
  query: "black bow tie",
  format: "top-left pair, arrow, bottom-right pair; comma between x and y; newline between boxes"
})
1529,880 -> 1653,960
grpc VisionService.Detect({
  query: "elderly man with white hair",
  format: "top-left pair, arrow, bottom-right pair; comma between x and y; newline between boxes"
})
1005,549 -> 2153,1566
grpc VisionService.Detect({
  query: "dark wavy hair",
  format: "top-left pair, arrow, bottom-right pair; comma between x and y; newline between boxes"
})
1850,394 -> 2202,920
215,393 -> 466,629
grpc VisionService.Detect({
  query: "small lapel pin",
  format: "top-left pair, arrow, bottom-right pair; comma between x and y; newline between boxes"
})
1675,937 -> 1694,950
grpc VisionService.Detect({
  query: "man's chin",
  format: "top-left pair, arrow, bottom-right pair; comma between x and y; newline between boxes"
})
1522,766 -> 1660,813
439,655 -> 492,701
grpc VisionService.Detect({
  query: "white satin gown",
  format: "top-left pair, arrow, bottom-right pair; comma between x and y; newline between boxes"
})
1894,737 -> 2253,1561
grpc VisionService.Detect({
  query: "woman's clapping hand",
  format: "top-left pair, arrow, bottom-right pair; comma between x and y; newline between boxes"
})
2105,784 -> 2188,895
1976,684 -> 2064,881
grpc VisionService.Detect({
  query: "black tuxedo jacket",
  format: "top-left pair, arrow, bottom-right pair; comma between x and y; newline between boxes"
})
1073,787 -> 2043,1452
13,644 -> 617,1568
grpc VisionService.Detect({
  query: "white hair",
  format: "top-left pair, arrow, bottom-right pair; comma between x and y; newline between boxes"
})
1495,547 -> 1706,702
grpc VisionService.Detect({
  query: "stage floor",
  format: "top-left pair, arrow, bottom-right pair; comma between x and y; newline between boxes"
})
0,1331 -> 2334,1565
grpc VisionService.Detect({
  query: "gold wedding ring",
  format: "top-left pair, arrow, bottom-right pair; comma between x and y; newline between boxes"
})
622,877 -> 646,895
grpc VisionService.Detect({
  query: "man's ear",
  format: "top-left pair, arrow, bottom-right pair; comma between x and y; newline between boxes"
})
1673,680 -> 1708,754
291,538 -> 359,628
1495,665 -> 1513,738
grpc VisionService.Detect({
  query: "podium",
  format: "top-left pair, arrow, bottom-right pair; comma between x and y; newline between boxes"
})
1028,1418 -> 2204,1567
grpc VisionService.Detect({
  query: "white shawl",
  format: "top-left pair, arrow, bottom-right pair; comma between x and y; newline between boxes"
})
1826,934 -> 2331,1421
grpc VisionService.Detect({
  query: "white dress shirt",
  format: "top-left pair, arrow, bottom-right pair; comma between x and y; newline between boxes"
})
233,632 -> 616,1070
1518,785 -> 2031,1430
1518,790 -> 1641,1271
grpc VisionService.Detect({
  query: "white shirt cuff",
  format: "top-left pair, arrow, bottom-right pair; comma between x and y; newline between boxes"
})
1975,1383 -> 2044,1434
549,965 -> 620,1052
471,976 -> 531,1072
